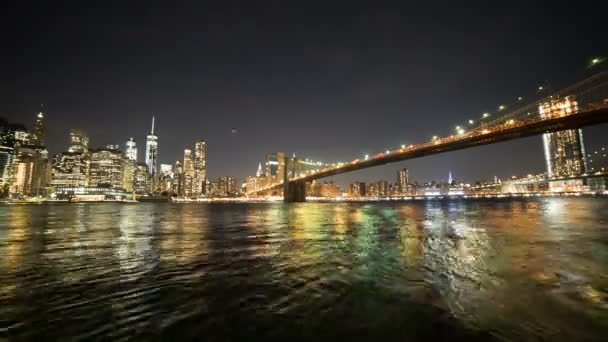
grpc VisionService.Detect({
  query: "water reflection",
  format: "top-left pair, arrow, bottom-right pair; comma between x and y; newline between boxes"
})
0,198 -> 606,340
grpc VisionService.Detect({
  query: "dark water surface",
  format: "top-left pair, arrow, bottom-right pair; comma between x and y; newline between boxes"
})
1,198 -> 607,341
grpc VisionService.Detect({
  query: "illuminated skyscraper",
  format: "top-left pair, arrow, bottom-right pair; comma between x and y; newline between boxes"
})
0,145 -> 12,197
145,116 -> 158,178
398,168 -> 410,194
68,129 -> 89,153
539,96 -> 587,178
368,180 -> 389,197
172,160 -> 184,195
89,148 -> 126,189
30,111 -> 45,146
193,140 -> 206,195
133,162 -> 149,194
265,152 -> 285,185
125,138 -> 137,161
348,182 -> 366,197
183,149 -> 193,196
159,164 -> 173,193
51,152 -> 89,188
217,176 -> 237,197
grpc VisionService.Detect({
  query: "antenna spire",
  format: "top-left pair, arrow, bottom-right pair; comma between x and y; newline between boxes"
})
151,116 -> 155,135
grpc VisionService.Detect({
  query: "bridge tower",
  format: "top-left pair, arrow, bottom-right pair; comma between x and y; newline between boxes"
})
283,156 -> 306,202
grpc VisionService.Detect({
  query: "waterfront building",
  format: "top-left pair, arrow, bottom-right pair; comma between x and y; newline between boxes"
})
266,152 -> 285,186
217,176 -> 237,197
320,181 -> 340,197
125,138 -> 137,161
368,180 -> 389,197
10,146 -> 50,197
183,149 -> 194,196
89,148 -> 126,189
245,176 -> 256,195
0,145 -> 12,197
133,162 -> 149,194
122,160 -> 135,193
172,160 -> 184,196
347,182 -> 366,197
51,152 -> 89,188
193,139 -> 206,196
159,164 -> 173,194
540,96 -> 587,178
398,168 -> 410,195
53,186 -> 132,201
68,129 -> 89,153
207,180 -> 219,197
145,117 -> 158,180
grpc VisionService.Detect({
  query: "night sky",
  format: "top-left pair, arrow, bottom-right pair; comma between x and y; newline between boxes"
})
3,1 -> 607,186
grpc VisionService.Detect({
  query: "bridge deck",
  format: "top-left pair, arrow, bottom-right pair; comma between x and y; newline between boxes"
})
259,107 -> 608,193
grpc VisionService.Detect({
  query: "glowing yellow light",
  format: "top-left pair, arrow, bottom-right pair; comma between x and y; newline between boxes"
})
498,105 -> 506,110
592,58 -> 601,64
364,154 -> 369,160
468,119 -> 474,124
385,150 -> 390,154
455,125 -> 461,130
457,128 -> 465,135
482,113 -> 490,118
432,135 -> 438,140
401,144 -> 405,148
538,86 -> 544,91
518,97 -> 523,101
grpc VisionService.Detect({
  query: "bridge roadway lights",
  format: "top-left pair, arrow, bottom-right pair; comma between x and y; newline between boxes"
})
284,180 -> 306,202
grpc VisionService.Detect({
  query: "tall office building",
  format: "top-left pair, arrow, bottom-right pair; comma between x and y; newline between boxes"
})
368,180 -> 389,197
217,176 -> 237,197
348,182 -> 366,197
0,145 -> 12,197
172,160 -> 184,196
68,129 -> 89,153
398,168 -> 410,194
183,149 -> 193,196
10,146 -> 49,197
266,152 -> 285,185
133,162 -> 149,194
539,96 -> 587,178
51,152 -> 89,188
125,137 -> 137,161
89,148 -> 126,189
145,117 -> 158,178
123,160 -> 135,193
30,111 -> 45,146
193,140 -> 207,196
0,119 -> 14,197
158,164 -> 173,194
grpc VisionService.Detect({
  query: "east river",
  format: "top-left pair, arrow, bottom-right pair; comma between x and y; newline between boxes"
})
1,199 -> 607,341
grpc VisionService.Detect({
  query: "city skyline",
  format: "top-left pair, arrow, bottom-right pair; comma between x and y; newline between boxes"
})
4,2 -> 607,186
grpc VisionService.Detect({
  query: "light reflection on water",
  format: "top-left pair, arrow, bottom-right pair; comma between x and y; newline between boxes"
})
0,198 -> 607,341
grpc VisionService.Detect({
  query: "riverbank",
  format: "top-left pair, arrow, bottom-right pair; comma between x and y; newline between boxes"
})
2,191 -> 608,204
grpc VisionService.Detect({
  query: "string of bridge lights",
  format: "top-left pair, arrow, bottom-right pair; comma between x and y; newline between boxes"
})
253,58 -> 605,192
442,57 -> 605,148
